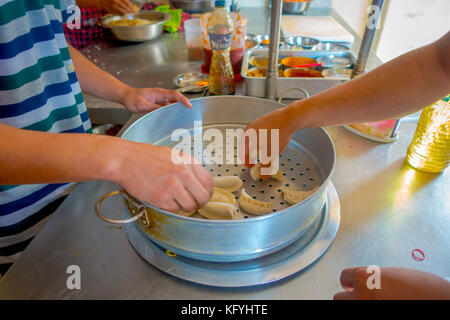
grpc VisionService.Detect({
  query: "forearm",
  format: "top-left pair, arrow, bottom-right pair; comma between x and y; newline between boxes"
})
285,32 -> 450,132
68,45 -> 131,104
0,124 -> 123,185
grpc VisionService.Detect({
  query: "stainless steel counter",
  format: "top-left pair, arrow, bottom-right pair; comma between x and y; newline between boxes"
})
0,120 -> 448,299
1,7 -> 448,300
82,6 -> 382,124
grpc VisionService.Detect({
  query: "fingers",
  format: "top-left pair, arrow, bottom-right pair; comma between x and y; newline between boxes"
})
157,197 -> 181,213
190,163 -> 214,197
172,180 -> 198,213
333,291 -> 357,300
179,165 -> 213,208
114,0 -> 135,14
167,90 -> 192,108
340,267 -> 359,290
333,268 -> 359,300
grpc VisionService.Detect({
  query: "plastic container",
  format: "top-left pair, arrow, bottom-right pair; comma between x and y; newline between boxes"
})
406,94 -> 450,173
184,18 -> 203,60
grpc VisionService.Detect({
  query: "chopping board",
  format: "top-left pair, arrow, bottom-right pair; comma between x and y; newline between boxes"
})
281,15 -> 354,43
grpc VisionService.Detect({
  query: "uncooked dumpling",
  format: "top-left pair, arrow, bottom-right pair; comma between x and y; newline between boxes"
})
198,202 -> 238,220
250,163 -> 283,182
209,187 -> 235,204
177,210 -> 196,217
282,186 -> 319,205
238,188 -> 273,215
213,176 -> 243,192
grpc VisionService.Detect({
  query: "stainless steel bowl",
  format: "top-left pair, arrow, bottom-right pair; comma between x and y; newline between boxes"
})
169,0 -> 213,13
313,42 -> 350,51
317,52 -> 353,68
100,11 -> 170,42
284,36 -> 320,50
282,1 -> 311,15
96,96 -> 336,262
245,33 -> 261,50
322,68 -> 353,79
173,72 -> 208,93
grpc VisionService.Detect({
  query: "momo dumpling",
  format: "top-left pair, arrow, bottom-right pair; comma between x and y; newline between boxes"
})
238,188 -> 273,215
177,210 -> 196,217
213,176 -> 243,192
209,187 -> 235,204
198,202 -> 238,220
250,163 -> 283,182
282,186 -> 319,205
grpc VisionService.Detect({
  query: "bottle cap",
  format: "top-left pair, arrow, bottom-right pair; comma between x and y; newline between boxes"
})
215,0 -> 226,7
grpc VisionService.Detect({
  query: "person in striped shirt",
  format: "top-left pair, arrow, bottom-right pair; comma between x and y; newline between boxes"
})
0,0 -> 213,276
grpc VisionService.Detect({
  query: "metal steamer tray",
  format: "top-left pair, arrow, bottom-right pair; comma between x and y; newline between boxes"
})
123,182 -> 340,287
96,96 -> 337,265
242,49 -> 355,99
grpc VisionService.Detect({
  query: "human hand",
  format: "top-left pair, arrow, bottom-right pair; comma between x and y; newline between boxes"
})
98,0 -> 135,15
334,266 -> 450,300
115,141 -> 213,213
120,87 -> 192,113
239,107 -> 294,178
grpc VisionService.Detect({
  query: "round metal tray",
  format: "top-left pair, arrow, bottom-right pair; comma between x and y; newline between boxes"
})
123,182 -> 340,287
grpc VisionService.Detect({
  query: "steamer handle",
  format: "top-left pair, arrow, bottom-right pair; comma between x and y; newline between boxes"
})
95,190 -> 145,224
277,88 -> 310,104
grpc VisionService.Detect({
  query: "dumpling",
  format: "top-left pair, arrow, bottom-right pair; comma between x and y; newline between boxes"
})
198,202 -> 238,220
282,186 -> 319,205
238,188 -> 273,215
213,176 -> 243,192
177,210 -> 196,217
250,163 -> 283,182
209,187 -> 235,204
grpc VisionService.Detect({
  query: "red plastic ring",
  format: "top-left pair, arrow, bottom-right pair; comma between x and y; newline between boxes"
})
412,249 -> 425,261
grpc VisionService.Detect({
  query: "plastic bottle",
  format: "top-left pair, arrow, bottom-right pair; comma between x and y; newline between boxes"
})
406,94 -> 450,173
206,0 -> 235,95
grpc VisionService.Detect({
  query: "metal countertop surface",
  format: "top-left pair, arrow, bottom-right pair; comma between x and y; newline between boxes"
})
82,6 -> 383,125
0,7 -> 448,299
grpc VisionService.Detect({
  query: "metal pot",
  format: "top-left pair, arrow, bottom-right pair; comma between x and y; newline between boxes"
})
283,36 -> 320,50
282,0 -> 311,15
96,96 -> 336,262
99,11 -> 171,42
169,0 -> 214,13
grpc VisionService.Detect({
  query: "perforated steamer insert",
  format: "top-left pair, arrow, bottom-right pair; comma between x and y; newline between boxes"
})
169,123 -> 322,219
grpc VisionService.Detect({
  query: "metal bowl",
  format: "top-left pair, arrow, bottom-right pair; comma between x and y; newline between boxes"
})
245,34 -> 261,50
284,36 -> 320,50
282,1 -> 311,15
317,52 -> 353,69
173,72 -> 208,93
99,11 -> 170,42
322,68 -> 353,79
96,96 -> 336,262
313,42 -> 350,51
169,0 -> 213,13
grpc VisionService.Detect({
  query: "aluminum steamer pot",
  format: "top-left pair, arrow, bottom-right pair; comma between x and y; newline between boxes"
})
96,96 -> 335,262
